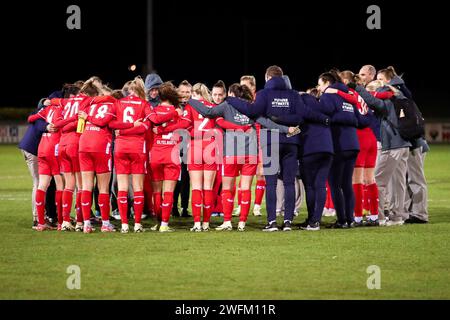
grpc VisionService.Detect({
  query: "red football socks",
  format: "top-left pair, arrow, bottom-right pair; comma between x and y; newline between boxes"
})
117,191 -> 128,224
237,189 -> 242,207
62,189 -> 74,222
35,189 -> 46,225
353,184 -> 364,218
240,190 -> 252,222
221,189 -> 234,222
81,190 -> 92,222
203,190 -> 214,223
161,192 -> 174,224
254,180 -> 266,206
153,192 -> 162,222
363,184 -> 370,212
134,191 -> 145,224
191,189 -> 203,223
367,183 -> 379,216
98,193 -> 110,222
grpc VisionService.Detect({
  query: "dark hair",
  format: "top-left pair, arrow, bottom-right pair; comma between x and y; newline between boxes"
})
378,66 -> 398,81
319,69 -> 342,85
306,88 -> 321,99
73,80 -> 85,89
228,83 -> 253,102
179,80 -> 192,88
80,79 -> 100,97
266,65 -> 283,78
159,82 -> 181,106
62,84 -> 80,98
111,90 -> 124,100
213,80 -> 227,92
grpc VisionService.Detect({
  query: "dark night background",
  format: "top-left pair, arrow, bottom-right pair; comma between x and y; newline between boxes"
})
0,0 -> 448,117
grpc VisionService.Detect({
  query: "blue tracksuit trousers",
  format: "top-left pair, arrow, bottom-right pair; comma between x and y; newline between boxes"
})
300,152 -> 334,224
328,150 -> 359,225
263,143 -> 298,224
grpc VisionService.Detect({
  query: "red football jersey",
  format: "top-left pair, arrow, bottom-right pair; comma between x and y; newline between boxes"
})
28,105 -> 62,158
183,100 -> 216,139
79,99 -> 116,153
337,88 -> 374,137
115,95 -> 151,154
53,94 -> 93,147
150,105 -> 185,164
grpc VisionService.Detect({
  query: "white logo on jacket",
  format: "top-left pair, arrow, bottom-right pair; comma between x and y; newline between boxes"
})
342,102 -> 354,113
272,98 -> 290,108
233,114 -> 251,124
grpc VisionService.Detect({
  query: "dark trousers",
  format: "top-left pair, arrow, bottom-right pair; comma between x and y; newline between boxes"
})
301,153 -> 334,224
45,178 -> 56,220
328,150 -> 359,225
93,182 -> 100,213
264,143 -> 298,223
173,162 -> 190,212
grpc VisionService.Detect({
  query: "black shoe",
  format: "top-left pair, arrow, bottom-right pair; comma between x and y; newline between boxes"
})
45,217 -> 58,229
404,216 -> 428,224
90,216 -> 102,225
32,220 -> 38,229
298,219 -> 309,229
347,221 -> 356,229
300,221 -> 320,231
327,221 -> 348,229
282,221 -> 292,232
364,219 -> 380,227
181,210 -> 191,218
263,222 -> 279,232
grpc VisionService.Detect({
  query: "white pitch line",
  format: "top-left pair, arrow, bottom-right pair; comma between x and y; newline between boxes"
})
0,176 -> 29,180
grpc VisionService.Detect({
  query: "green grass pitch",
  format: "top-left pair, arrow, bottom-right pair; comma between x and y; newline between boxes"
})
0,144 -> 449,299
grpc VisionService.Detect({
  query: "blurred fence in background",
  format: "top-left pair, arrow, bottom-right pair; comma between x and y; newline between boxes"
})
0,119 -> 450,144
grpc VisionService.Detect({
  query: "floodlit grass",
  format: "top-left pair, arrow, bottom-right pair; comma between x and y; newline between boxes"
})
0,144 -> 449,299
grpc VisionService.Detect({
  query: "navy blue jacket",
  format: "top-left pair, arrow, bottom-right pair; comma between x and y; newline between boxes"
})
320,83 -> 360,152
18,99 -> 49,156
226,77 -> 329,145
299,94 -> 334,157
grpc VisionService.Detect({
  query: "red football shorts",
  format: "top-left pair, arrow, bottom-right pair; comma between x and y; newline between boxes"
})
38,155 -> 60,176
114,152 -> 147,175
59,144 -> 80,173
79,152 -> 112,174
222,156 -> 258,177
187,139 -> 218,171
150,163 -> 181,181
355,131 -> 378,168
